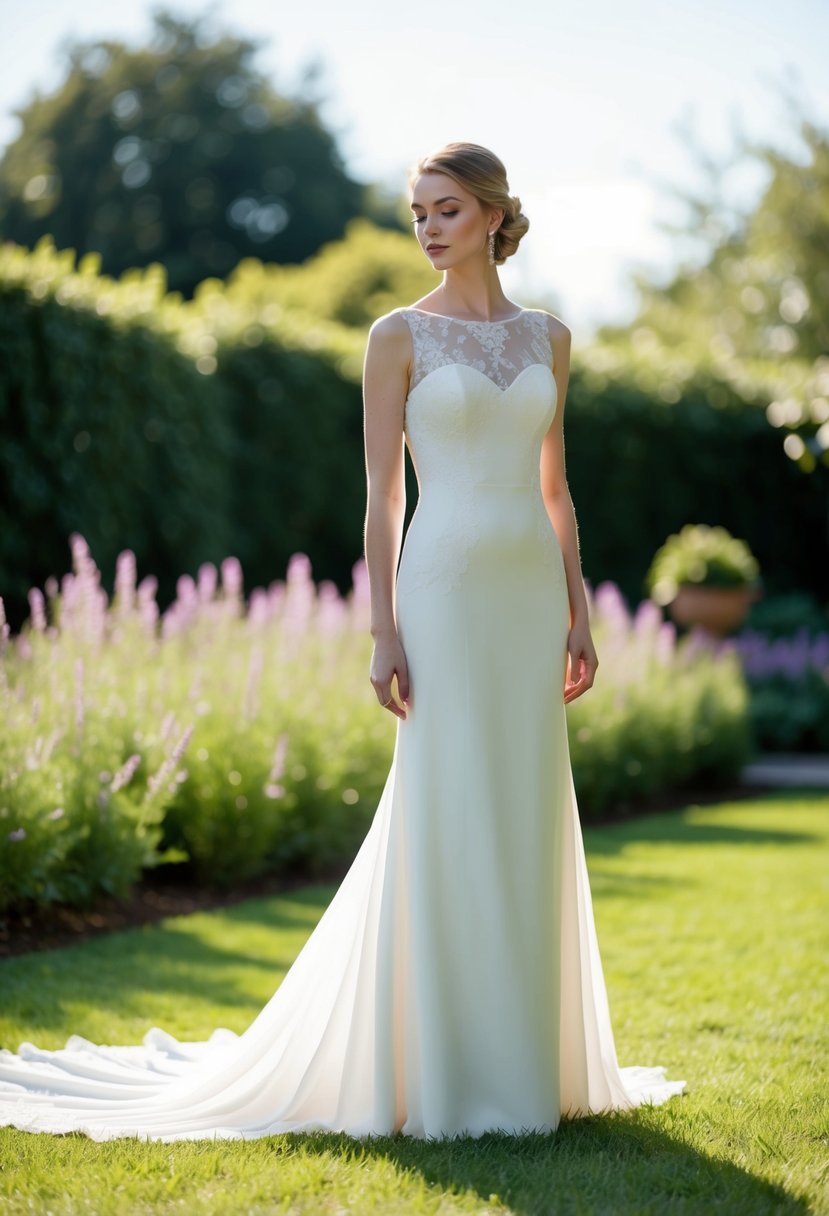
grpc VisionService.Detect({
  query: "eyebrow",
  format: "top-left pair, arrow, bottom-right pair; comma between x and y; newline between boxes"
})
410,196 -> 462,210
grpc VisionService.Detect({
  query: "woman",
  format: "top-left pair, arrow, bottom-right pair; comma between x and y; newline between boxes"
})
0,142 -> 685,1141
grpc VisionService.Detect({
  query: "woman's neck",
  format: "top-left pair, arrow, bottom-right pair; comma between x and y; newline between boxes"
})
433,271 -> 514,322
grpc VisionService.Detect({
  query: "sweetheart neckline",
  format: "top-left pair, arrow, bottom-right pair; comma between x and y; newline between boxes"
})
407,361 -> 556,401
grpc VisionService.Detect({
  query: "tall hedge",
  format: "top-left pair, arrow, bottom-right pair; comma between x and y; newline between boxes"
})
0,242 -> 371,624
562,374 -> 828,607
0,280 -> 232,622
217,339 -> 365,596
1,238 -> 825,624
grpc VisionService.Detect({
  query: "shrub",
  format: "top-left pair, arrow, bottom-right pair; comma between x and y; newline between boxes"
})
733,626 -> 829,752
0,539 -> 751,915
644,524 -> 761,606
0,538 -> 391,913
567,584 -> 750,814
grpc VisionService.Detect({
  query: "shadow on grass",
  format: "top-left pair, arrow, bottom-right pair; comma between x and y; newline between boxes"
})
0,895 -> 329,1039
583,791 -> 824,857
270,1113 -> 807,1216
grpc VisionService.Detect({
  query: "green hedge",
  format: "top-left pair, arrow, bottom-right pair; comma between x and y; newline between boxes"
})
562,375 -> 827,609
0,280 -> 232,621
1,237 -> 825,633
216,339 -> 364,597
0,241 -> 369,624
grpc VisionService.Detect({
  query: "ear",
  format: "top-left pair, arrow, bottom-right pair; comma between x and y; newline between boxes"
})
490,206 -> 506,231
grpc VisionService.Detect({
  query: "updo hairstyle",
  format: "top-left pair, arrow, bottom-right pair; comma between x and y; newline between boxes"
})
407,142 -> 530,265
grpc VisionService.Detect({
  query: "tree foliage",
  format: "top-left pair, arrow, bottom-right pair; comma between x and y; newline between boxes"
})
594,102 -> 829,481
0,10 -> 368,296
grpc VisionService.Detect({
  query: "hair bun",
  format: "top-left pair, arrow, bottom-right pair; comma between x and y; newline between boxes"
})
497,194 -> 529,263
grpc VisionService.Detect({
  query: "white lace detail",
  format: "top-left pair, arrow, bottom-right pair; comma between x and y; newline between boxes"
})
394,308 -> 564,598
402,308 -> 553,393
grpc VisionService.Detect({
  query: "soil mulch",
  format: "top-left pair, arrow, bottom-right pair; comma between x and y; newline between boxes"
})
0,864 -> 350,961
0,781 -> 774,960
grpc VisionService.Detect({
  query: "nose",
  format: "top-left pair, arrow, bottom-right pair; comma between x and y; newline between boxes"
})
424,214 -> 440,237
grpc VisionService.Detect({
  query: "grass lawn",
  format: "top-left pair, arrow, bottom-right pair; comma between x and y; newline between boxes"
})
1,791 -> 827,1215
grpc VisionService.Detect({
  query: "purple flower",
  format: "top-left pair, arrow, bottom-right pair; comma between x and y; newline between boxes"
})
197,562 -> 218,603
317,581 -> 346,635
0,597 -> 8,651
137,576 -> 159,633
8,828 -> 26,842
733,627 -> 829,683
248,587 -> 271,628
350,558 -> 371,626
146,725 -> 194,802
115,550 -> 137,614
28,587 -> 47,632
656,620 -> 676,662
111,754 -> 141,793
221,557 -> 244,600
283,554 -> 315,633
594,581 -> 631,631
634,598 -> 663,636
176,573 -> 198,607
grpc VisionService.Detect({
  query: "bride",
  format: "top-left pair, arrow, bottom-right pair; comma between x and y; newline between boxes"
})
0,141 -> 685,1141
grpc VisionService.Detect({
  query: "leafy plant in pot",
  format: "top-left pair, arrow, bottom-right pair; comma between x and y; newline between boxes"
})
645,524 -> 762,636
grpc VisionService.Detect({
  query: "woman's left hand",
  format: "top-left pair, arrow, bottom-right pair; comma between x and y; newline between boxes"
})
563,619 -> 599,703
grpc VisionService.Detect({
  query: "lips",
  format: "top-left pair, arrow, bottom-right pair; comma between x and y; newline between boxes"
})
426,244 -> 448,254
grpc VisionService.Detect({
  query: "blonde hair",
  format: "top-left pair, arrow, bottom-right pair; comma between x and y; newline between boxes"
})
407,142 -> 529,265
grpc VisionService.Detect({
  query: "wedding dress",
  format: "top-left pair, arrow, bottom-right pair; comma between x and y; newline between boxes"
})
0,306 -> 685,1141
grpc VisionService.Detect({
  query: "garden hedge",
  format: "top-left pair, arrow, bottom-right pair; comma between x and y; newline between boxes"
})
1,239 -> 825,628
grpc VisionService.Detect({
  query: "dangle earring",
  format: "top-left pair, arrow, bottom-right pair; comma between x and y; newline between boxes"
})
487,231 -> 496,266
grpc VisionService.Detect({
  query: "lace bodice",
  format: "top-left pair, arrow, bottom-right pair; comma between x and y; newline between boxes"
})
393,306 -> 565,597
399,307 -> 554,394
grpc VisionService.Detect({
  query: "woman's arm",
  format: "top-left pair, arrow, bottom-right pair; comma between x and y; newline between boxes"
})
539,316 -> 599,701
362,312 -> 412,717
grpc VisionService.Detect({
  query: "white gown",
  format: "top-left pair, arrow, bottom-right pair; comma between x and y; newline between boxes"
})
0,306 -> 685,1141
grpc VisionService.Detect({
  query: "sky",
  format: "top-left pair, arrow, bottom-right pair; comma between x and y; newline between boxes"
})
0,0 -> 826,337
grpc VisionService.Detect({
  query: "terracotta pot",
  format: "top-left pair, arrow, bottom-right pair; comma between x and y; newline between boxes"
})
668,583 -> 756,636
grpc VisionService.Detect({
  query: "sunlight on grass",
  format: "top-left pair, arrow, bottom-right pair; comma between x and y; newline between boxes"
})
1,793 -> 827,1215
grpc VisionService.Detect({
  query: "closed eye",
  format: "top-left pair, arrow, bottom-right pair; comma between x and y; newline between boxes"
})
411,211 -> 459,224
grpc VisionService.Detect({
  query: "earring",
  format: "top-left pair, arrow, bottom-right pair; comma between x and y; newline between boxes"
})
487,232 -> 496,265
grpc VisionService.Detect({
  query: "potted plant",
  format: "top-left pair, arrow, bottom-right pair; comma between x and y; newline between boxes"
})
645,524 -> 762,636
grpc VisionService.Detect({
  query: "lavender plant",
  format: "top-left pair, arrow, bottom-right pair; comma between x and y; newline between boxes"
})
732,627 -> 829,751
567,582 -> 750,813
0,539 -> 751,914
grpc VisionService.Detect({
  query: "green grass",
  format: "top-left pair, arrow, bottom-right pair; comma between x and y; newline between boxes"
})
1,792 -> 827,1215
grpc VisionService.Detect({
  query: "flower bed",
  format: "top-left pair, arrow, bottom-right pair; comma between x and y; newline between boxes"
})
732,627 -> 829,752
0,540 -> 750,915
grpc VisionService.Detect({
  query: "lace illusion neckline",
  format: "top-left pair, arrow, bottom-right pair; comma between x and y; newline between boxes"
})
404,306 -> 526,326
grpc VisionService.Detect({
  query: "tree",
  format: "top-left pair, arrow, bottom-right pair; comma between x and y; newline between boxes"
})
606,104 -> 829,364
0,9 -> 367,296
595,94 -> 829,479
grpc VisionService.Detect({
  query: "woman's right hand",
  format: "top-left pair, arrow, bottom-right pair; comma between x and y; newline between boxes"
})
370,630 -> 411,719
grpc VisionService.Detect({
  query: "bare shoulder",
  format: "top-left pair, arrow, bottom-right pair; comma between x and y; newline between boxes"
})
364,310 -> 413,393
366,309 -> 411,369
368,308 -> 412,346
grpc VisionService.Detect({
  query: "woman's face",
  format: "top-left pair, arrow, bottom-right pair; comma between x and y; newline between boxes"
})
409,172 -> 497,269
